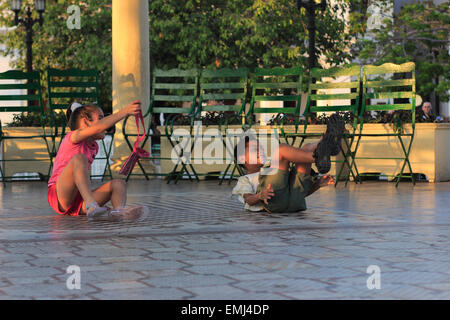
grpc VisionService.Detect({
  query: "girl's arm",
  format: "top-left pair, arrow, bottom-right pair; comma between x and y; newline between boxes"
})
71,100 -> 142,144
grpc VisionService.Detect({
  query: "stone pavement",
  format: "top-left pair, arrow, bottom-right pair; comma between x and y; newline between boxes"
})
0,179 -> 449,300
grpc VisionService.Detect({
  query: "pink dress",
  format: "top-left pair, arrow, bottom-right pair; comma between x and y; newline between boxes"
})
47,131 -> 99,215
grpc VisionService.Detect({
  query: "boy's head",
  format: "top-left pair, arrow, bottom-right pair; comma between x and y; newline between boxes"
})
234,134 -> 266,173
66,102 -> 105,139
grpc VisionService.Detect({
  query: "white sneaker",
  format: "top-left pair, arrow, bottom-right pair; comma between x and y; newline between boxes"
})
86,205 -> 109,221
120,205 -> 149,222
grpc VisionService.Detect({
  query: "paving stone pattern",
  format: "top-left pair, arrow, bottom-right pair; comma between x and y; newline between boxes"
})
0,180 -> 449,300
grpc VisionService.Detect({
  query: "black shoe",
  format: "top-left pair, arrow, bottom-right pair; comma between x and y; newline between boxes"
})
326,113 -> 345,156
313,140 -> 332,174
313,114 -> 345,174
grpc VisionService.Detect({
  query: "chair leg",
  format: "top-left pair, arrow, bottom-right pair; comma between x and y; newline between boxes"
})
100,138 -> 113,181
166,133 -> 199,183
167,163 -> 179,184
219,133 -> 242,185
227,164 -> 238,185
345,150 -> 362,187
0,144 -> 5,186
44,137 -> 55,181
219,163 -> 232,185
396,134 -> 415,187
344,134 -> 363,186
338,136 -> 360,186
188,163 -> 200,182
172,161 -> 195,184
404,135 -> 416,186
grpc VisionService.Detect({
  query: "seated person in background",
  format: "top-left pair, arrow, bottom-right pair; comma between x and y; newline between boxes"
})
417,102 -> 436,122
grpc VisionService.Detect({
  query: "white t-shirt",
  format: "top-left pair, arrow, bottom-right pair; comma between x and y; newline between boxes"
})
231,171 -> 264,212
231,161 -> 273,212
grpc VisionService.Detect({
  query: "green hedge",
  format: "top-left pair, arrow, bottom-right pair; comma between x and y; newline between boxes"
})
6,111 -> 67,127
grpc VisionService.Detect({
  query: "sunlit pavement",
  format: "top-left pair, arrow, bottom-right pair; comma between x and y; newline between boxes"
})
0,179 -> 449,300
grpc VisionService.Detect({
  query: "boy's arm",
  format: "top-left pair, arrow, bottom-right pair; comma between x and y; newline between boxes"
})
243,193 -> 262,206
243,184 -> 274,205
71,100 -> 141,144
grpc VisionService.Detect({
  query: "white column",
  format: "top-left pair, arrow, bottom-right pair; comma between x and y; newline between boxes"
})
112,0 -> 150,173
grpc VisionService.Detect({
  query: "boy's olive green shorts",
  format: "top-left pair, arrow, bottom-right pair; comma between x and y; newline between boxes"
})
256,167 -> 314,213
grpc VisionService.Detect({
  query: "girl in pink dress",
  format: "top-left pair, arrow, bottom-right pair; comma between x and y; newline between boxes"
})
48,100 -> 147,220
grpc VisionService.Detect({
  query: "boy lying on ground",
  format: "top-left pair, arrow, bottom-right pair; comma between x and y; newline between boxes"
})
232,114 -> 345,213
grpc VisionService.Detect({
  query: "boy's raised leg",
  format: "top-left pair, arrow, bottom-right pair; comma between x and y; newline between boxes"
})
271,143 -> 317,171
293,142 -> 319,175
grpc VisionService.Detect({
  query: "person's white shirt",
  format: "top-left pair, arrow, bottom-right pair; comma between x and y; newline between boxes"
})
231,160 -> 272,212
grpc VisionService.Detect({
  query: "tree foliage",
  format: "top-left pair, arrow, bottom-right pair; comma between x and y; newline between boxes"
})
0,0 -> 112,112
149,0 -> 356,73
355,0 -> 449,102
2,0 -> 446,118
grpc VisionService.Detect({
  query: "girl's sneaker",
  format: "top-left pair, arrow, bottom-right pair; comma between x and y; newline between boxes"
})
313,113 -> 345,174
86,202 -> 109,220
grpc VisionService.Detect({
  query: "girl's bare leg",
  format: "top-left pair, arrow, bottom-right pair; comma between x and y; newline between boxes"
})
56,154 -> 96,211
56,154 -> 127,214
80,179 -> 127,214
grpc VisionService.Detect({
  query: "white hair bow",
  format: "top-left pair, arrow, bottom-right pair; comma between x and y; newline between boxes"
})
70,102 -> 83,112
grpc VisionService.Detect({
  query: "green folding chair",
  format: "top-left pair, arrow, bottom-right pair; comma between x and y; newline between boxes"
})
194,67 -> 249,184
0,70 -> 55,184
122,68 -> 199,183
247,66 -> 303,144
47,68 -> 113,180
301,64 -> 362,185
350,62 -> 416,187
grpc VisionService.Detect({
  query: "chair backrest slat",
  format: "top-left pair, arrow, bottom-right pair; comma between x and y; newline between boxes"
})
0,106 -> 42,112
362,62 -> 415,114
305,64 -> 360,118
249,66 -> 303,118
0,83 -> 40,90
198,68 -> 248,116
0,70 -> 40,80
364,103 -> 412,111
254,95 -> 300,102
309,93 -> 360,101
153,95 -> 196,102
47,68 -> 100,115
153,83 -> 197,90
150,68 -> 198,115
48,81 -> 98,88
0,70 -> 44,115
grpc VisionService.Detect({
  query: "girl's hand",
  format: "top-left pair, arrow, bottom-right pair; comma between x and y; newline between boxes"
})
71,100 -> 142,144
318,174 -> 336,187
259,184 -> 275,205
124,100 -> 142,116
